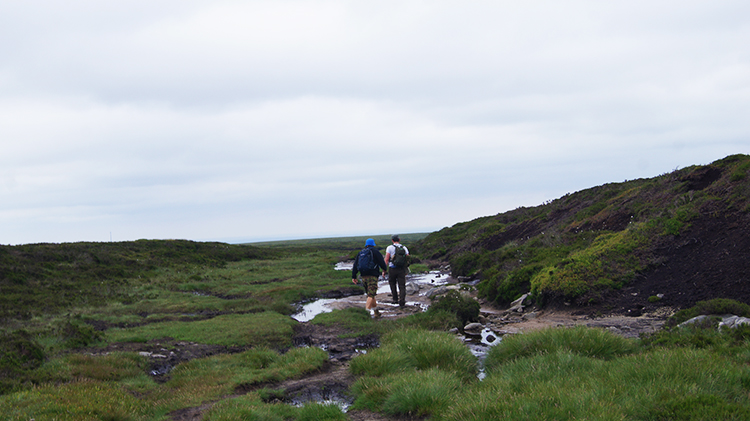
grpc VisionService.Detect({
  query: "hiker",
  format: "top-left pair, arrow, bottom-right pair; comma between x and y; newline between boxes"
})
385,234 -> 409,308
352,238 -> 387,317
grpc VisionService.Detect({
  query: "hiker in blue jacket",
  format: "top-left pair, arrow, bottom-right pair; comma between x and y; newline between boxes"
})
352,238 -> 387,317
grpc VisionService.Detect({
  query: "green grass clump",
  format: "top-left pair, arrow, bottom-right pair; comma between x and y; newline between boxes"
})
349,328 -> 477,417
0,379 -> 152,421
350,328 -> 477,381
311,307 -> 376,337
443,347 -> 750,420
484,326 -> 638,370
352,368 -> 463,418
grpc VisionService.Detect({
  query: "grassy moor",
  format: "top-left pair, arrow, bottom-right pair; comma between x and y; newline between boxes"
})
2,154 -> 750,420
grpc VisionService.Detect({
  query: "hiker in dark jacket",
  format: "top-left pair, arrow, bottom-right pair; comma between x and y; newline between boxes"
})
385,234 -> 410,308
352,238 -> 387,317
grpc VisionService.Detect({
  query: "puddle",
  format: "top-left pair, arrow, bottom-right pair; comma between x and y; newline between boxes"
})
291,299 -> 338,322
333,261 -> 352,271
290,397 -> 351,413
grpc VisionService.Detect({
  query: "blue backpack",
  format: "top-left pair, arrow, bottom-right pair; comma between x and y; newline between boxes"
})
357,247 -> 377,272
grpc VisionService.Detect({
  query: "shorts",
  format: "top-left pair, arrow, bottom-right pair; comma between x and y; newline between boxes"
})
361,275 -> 379,298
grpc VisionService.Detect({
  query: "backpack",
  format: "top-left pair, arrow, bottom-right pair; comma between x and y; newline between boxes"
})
392,244 -> 409,268
357,247 -> 377,272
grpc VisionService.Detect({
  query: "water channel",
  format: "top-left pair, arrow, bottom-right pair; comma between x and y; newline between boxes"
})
291,261 -> 503,373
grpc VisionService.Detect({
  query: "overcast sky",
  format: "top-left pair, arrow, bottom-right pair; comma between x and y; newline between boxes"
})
1,1 -> 748,245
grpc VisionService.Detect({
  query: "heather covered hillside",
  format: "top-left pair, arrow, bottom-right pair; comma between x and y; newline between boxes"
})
414,154 -> 750,315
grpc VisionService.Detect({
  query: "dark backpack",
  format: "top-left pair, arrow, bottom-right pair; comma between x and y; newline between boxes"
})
392,244 -> 409,268
357,247 -> 377,272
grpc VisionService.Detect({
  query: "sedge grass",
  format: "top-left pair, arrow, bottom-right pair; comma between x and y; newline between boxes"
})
443,347 -> 750,420
0,379 -> 152,421
349,328 -> 477,417
350,328 -> 477,381
105,311 -> 296,348
484,325 -> 638,370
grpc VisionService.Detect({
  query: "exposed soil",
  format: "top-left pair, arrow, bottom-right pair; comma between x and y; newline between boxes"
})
571,211 -> 750,319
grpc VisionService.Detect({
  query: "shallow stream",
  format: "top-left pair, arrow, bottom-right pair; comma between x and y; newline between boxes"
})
292,261 -> 503,370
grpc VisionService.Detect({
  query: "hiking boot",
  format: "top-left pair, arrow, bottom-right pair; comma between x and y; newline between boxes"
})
372,309 -> 381,318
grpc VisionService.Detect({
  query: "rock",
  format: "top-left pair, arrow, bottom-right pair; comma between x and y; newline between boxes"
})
719,315 -> 750,329
425,285 -> 459,298
464,322 -> 484,335
478,315 -> 489,324
509,293 -> 530,313
678,315 -> 713,328
425,286 -> 449,298
606,326 -> 623,335
405,282 -> 420,295
522,311 -> 538,320
485,334 -> 497,343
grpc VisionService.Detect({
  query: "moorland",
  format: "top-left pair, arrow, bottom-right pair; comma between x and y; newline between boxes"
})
2,153 -> 750,420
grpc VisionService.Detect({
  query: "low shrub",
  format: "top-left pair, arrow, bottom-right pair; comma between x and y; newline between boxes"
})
429,290 -> 480,327
0,330 -> 46,394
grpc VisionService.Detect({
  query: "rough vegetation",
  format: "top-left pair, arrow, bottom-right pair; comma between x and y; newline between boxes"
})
414,154 -> 750,316
2,154 -> 750,420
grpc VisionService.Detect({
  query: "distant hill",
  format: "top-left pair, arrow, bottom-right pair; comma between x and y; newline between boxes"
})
413,154 -> 750,316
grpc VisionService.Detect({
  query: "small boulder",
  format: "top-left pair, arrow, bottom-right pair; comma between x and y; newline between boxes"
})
464,322 -> 484,335
719,315 -> 750,329
405,281 -> 420,295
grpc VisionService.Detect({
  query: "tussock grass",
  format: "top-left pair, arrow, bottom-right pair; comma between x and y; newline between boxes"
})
352,368 -> 463,417
311,307 -> 378,337
444,347 -> 750,420
350,328 -> 477,381
349,328 -> 477,417
484,325 -> 638,369
1,379 -> 152,421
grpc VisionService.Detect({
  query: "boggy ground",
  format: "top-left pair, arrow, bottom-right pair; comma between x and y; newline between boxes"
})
116,210 -> 750,420
161,284 -> 671,420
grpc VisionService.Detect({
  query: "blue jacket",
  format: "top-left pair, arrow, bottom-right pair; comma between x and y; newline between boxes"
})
352,246 -> 387,278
